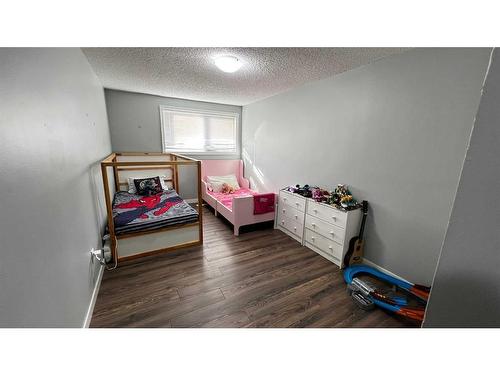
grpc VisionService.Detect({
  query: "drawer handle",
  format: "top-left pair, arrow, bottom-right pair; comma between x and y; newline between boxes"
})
281,220 -> 285,224
283,197 -> 287,201
295,202 -> 300,206
328,245 -> 333,250
313,209 -> 318,213
332,216 -> 336,221
330,231 -> 334,236
312,222 -> 316,227
311,236 -> 315,241
294,215 -> 298,219
282,209 -> 286,213
293,227 -> 297,231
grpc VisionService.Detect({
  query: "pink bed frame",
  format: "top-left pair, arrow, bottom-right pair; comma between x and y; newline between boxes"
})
201,159 -> 276,235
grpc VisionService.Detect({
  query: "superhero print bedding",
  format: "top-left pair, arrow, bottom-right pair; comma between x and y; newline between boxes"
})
108,189 -> 199,236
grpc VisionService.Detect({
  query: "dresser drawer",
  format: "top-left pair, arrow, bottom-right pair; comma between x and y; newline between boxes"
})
279,190 -> 306,212
305,214 -> 344,245
307,200 -> 347,228
279,203 -> 304,225
277,210 -> 303,239
304,229 -> 343,260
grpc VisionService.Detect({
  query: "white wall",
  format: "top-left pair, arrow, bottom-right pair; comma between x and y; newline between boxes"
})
0,48 -> 112,327
242,48 -> 491,285
424,49 -> 500,327
104,89 -> 242,199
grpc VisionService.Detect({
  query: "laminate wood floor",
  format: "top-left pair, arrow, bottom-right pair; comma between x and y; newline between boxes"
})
91,207 -> 415,328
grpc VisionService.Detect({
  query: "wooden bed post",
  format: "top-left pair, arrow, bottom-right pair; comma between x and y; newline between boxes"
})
101,161 -> 117,262
112,155 -> 119,192
172,154 -> 179,191
197,159 -> 203,244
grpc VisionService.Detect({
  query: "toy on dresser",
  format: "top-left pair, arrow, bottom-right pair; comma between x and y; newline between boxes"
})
311,187 -> 331,203
327,184 -> 359,210
287,183 -> 360,210
286,184 -> 315,198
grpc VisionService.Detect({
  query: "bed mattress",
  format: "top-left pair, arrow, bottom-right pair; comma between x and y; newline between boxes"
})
108,190 -> 199,236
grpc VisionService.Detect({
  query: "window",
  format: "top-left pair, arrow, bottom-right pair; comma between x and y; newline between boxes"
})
160,106 -> 239,154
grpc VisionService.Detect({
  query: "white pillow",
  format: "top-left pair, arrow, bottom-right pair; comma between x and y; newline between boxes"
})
206,174 -> 240,192
208,181 -> 225,193
128,175 -> 169,194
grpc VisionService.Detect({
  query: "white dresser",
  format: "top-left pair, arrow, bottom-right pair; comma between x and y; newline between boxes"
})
276,189 -> 307,243
276,189 -> 362,268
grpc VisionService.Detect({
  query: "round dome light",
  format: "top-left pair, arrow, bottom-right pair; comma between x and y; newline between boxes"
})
214,55 -> 243,73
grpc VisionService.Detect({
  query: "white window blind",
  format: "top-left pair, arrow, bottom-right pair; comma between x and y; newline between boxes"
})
160,106 -> 239,154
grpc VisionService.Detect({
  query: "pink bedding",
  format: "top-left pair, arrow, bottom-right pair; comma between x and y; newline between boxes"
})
207,188 -> 256,211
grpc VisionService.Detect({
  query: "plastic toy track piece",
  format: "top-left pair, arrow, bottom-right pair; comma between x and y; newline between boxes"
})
343,265 -> 430,322
351,291 -> 375,311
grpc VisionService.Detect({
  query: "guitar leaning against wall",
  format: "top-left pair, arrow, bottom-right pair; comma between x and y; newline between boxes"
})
342,200 -> 368,268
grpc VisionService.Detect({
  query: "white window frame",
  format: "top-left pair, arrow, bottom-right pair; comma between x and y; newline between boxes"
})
159,105 -> 240,156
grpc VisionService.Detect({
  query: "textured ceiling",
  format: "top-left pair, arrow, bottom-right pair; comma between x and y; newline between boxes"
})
82,48 -> 410,106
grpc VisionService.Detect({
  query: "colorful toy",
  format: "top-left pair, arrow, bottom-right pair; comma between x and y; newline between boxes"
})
344,265 -> 430,323
311,187 -> 331,202
287,183 -> 361,210
287,184 -> 314,198
221,182 -> 235,194
328,184 -> 359,209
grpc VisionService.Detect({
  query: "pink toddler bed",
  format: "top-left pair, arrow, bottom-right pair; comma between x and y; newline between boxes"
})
201,160 -> 276,235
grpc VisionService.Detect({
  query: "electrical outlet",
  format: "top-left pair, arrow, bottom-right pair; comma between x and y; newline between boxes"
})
90,248 -> 105,265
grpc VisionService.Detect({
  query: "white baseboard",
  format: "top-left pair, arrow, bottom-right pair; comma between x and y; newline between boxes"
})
362,258 -> 410,284
83,264 -> 104,328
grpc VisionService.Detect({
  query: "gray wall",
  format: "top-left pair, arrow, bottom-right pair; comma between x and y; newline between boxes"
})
242,48 -> 491,285
424,49 -> 500,327
0,48 -> 112,327
104,89 -> 242,198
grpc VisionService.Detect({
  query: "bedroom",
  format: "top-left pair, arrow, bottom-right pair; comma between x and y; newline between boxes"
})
1,2 -> 499,373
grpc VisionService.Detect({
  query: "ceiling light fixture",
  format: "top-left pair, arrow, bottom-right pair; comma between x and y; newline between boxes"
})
214,55 -> 243,73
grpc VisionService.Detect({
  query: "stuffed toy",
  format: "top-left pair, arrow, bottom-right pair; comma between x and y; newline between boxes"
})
328,184 -> 359,209
287,183 -> 359,210
221,182 -> 236,194
288,184 -> 314,197
312,187 -> 331,202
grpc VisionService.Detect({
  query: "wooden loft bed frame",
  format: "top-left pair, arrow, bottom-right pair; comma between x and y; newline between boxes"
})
100,152 -> 203,264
